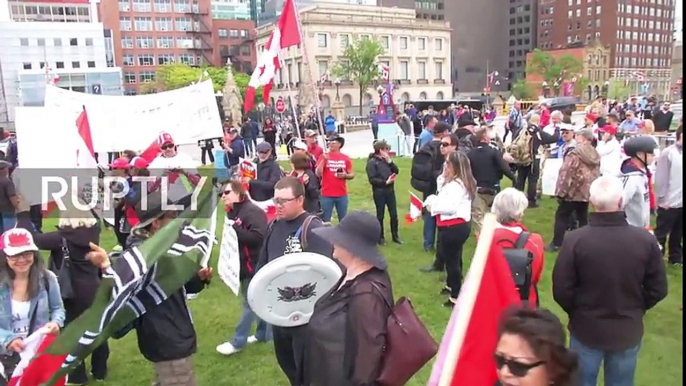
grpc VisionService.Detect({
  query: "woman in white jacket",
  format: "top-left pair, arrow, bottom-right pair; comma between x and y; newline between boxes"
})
425,151 -> 476,307
596,126 -> 622,176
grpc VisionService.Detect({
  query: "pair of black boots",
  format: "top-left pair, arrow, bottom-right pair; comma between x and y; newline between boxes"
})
378,217 -> 403,246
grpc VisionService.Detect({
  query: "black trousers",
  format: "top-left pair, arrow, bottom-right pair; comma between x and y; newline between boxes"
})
201,147 -> 215,165
65,300 -> 110,383
372,125 -> 379,140
29,204 -> 43,233
655,207 -> 683,263
552,201 -> 589,247
413,135 -> 421,153
272,325 -> 308,386
437,222 -> 471,299
372,188 -> 399,241
514,161 -> 540,204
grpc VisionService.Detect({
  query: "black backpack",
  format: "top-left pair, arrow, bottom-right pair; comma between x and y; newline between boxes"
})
410,142 -> 440,193
497,232 -> 535,304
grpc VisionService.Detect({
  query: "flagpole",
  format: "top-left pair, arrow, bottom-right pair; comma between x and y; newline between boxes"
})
291,3 -> 326,138
279,53 -> 302,139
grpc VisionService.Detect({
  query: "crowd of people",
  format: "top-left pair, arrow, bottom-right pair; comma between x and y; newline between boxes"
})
0,90 -> 680,386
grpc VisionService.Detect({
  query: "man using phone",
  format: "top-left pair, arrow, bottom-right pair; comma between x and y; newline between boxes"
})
315,135 -> 353,222
365,140 -> 402,245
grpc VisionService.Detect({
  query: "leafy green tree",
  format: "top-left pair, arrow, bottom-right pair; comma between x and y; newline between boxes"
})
332,38 -> 384,115
607,80 -> 631,100
511,79 -> 536,100
233,72 -> 263,103
573,76 -> 591,100
527,49 -> 585,97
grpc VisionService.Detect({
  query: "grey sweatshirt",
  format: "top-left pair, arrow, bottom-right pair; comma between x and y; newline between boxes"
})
620,159 -> 650,228
655,144 -> 683,209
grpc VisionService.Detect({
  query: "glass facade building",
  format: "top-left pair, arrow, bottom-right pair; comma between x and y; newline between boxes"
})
19,70 -> 123,107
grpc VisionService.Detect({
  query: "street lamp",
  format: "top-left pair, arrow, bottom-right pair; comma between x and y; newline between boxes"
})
542,81 -> 549,98
335,78 -> 341,101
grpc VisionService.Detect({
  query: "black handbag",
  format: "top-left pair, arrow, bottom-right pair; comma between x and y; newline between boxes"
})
49,238 -> 75,300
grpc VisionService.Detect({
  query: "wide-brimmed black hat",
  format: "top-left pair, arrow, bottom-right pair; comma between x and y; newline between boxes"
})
312,211 -> 387,270
133,191 -> 190,229
327,134 -> 345,148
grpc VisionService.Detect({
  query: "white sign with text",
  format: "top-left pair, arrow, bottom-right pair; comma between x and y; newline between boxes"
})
218,218 -> 241,296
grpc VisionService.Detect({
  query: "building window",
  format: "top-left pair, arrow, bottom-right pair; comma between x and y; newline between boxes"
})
435,38 -> 443,51
37,38 -> 45,46
380,36 -> 389,49
317,60 -> 328,78
56,61 -> 64,69
158,54 -> 175,65
241,29 -> 248,38
139,71 -> 155,83
122,36 -> 133,48
155,17 -> 172,31
178,53 -> 194,65
124,72 -> 136,84
70,38 -> 78,46
218,28 -> 227,38
133,0 -> 151,12
136,36 -> 153,48
173,0 -> 190,12
138,54 -> 154,66
72,61 -> 81,68
20,38 -> 28,46
317,33 -> 327,48
122,55 -> 134,66
340,34 -> 350,49
86,38 -> 93,46
575,9 -> 580,17
53,38 -> 62,46
119,0 -> 130,11
359,34 -> 370,41
434,61 -> 443,79
22,62 -> 32,70
175,17 -> 191,31
157,36 -> 174,48
154,0 -> 171,12
135,17 -> 152,31
40,62 -> 46,69
87,61 -> 95,68
229,29 -> 239,38
399,61 -> 409,79
587,6 -> 592,15
418,61 -> 426,79
418,37 -> 426,50
120,17 -> 132,31
240,45 -> 250,56
176,37 -> 192,48
399,36 -> 408,50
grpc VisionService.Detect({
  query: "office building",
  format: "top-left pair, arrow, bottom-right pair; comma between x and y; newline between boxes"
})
256,4 -> 451,113
508,0 -> 538,84
258,0 -> 379,26
211,0 -> 251,20
213,18 -> 256,72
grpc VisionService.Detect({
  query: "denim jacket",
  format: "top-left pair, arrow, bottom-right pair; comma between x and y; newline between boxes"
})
0,271 -> 65,355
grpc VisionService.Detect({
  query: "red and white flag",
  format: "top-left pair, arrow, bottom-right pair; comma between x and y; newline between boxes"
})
6,327 -> 67,386
405,192 -> 423,224
244,0 -> 301,112
378,63 -> 390,82
428,215 -> 521,386
633,71 -> 646,82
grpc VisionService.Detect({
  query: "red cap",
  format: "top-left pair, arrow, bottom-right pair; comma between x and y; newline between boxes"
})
130,156 -> 149,168
157,132 -> 175,147
638,121 -> 646,128
585,113 -> 597,122
601,126 -> 617,136
109,157 -> 131,170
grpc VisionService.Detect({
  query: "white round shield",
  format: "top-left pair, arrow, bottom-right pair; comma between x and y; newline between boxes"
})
247,252 -> 343,327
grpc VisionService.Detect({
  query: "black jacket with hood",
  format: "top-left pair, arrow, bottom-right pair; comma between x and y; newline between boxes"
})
249,157 -> 282,201
116,229 -> 208,363
16,211 -> 100,318
365,154 -> 399,191
226,200 -> 267,280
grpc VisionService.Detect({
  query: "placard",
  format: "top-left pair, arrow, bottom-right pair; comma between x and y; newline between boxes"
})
239,158 -> 257,180
541,158 -> 563,197
218,218 -> 241,296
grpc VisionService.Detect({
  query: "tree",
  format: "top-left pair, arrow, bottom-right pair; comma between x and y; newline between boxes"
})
511,79 -> 536,100
573,76 -> 591,99
526,49 -> 585,97
607,80 -> 631,100
332,38 -> 384,115
233,72 -> 263,104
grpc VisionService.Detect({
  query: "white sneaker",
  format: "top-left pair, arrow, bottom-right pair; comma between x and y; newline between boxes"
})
216,342 -> 241,356
112,245 -> 123,252
247,335 -> 258,344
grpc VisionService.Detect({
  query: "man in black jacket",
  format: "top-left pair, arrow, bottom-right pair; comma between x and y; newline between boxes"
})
365,140 -> 401,245
467,126 -> 516,231
652,102 -> 674,132
216,180 -> 270,356
87,193 -> 212,386
552,175 -> 667,386
247,142 -> 282,201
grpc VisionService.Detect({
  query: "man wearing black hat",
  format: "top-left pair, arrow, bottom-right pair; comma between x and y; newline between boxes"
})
246,142 -> 282,202
87,191 -> 212,386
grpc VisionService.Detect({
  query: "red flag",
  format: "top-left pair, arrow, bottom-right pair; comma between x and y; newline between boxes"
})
76,107 -> 94,158
429,215 -> 521,386
405,192 -> 423,225
244,0 -> 302,112
8,330 -> 66,386
139,139 -> 162,164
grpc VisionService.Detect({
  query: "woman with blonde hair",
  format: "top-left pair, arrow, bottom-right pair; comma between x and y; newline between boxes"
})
14,197 -> 109,385
425,151 -> 476,307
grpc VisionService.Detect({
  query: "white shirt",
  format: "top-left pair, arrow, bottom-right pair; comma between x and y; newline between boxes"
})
596,138 -> 623,176
11,299 -> 31,339
148,152 -> 200,202
426,177 -> 472,222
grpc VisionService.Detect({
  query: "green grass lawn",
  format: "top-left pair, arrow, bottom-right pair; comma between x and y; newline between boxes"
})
49,157 -> 683,386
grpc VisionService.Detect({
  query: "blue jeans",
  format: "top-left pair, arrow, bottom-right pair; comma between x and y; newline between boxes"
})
232,280 -> 271,349
244,139 -> 254,156
422,212 -> 436,250
570,334 -> 641,386
320,196 -> 348,223
0,213 -> 17,235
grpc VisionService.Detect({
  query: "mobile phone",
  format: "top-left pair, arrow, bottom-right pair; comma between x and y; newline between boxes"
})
390,173 -> 397,179
337,168 -> 344,173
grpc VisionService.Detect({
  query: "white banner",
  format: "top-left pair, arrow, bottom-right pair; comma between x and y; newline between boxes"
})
43,80 -> 223,152
218,217 -> 241,296
541,158 -> 563,197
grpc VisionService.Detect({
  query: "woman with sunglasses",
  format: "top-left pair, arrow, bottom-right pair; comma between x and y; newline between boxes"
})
440,134 -> 459,159
495,307 -> 578,386
0,228 -> 65,376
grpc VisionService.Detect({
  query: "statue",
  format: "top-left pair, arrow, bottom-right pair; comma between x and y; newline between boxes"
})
222,58 -> 243,124
297,81 -> 316,112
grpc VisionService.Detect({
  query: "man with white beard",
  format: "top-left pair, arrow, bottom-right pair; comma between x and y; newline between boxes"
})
148,132 -> 202,205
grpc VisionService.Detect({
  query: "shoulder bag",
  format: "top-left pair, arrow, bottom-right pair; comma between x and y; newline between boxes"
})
49,238 -> 75,300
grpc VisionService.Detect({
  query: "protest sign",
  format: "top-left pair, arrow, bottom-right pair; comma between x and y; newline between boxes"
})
218,218 -> 241,296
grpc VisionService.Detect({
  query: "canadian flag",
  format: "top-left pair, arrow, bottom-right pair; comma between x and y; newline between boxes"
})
5,328 -> 67,386
244,0 -> 301,112
405,192 -> 423,225
378,63 -> 390,82
428,215 -> 521,386
240,181 -> 277,221
633,71 -> 646,82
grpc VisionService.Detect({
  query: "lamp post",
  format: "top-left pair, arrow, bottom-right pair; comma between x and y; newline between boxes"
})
334,78 -> 341,101
542,81 -> 549,98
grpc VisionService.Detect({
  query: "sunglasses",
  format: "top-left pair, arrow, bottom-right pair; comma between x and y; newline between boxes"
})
494,354 -> 545,377
161,144 -> 174,150
440,142 -> 453,147
273,196 -> 299,206
222,190 -> 232,196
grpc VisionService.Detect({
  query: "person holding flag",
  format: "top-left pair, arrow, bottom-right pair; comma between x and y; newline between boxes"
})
148,133 -> 202,205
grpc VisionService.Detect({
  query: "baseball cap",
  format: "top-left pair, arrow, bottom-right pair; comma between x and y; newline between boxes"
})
0,228 -> 39,257
157,132 -> 175,147
304,129 -> 317,138
110,157 -> 131,170
600,126 -> 617,136
585,113 -> 597,122
560,124 -> 575,132
293,140 -> 307,151
130,156 -> 150,169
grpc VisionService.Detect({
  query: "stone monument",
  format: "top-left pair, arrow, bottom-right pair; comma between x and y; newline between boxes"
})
492,95 -> 505,116
221,58 -> 243,124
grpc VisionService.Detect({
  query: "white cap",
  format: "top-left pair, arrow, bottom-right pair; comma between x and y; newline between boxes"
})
293,140 -> 307,150
1,228 -> 39,257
